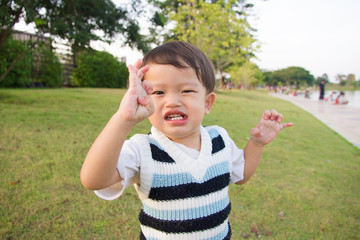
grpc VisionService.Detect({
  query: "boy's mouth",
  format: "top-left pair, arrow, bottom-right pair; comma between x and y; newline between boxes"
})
165,114 -> 186,121
164,111 -> 188,122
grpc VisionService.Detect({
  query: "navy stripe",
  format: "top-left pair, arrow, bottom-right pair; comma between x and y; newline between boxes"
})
148,173 -> 230,201
139,223 -> 231,240
139,203 -> 231,234
150,143 -> 175,163
212,135 -> 225,154
224,223 -> 231,240
140,231 -> 146,240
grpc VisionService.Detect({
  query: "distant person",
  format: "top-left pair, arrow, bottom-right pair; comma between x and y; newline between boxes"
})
324,91 -> 336,102
305,88 -> 310,98
319,80 -> 325,100
80,41 -> 293,239
335,91 -> 349,105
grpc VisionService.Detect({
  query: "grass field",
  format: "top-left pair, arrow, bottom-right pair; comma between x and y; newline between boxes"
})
0,88 -> 359,239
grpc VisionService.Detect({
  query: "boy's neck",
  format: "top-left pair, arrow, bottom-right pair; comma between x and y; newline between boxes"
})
166,128 -> 202,151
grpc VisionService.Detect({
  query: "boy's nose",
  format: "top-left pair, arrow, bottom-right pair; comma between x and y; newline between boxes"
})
165,93 -> 181,107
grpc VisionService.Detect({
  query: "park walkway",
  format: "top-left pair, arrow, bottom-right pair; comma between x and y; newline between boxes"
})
270,93 -> 360,149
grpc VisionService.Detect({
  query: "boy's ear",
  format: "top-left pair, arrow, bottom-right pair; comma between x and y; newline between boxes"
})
204,92 -> 216,115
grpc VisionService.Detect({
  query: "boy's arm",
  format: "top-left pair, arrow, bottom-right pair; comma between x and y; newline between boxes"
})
236,109 -> 293,185
80,60 -> 154,190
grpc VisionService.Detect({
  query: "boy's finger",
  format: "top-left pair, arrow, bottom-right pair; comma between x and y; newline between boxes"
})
137,96 -> 155,114
128,64 -> 141,88
277,113 -> 283,123
279,122 -> 294,130
250,127 -> 263,137
142,80 -> 153,95
134,59 -> 142,69
137,95 -> 150,106
137,65 -> 150,80
270,109 -> 278,120
263,109 -> 271,120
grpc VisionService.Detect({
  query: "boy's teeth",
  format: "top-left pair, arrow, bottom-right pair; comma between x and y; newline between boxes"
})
167,114 -> 184,120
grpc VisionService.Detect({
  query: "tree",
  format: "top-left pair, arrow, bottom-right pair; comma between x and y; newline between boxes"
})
153,0 -> 258,87
263,67 -> 314,88
315,73 -> 329,85
346,74 -> 355,85
335,73 -> 356,87
228,60 -> 263,89
285,67 -> 314,87
0,0 -> 150,82
335,74 -> 346,83
0,38 -> 33,87
0,38 -> 63,87
71,49 -> 128,88
36,43 -> 63,87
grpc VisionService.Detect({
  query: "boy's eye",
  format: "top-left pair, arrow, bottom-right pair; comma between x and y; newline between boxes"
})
152,91 -> 164,95
182,90 -> 195,94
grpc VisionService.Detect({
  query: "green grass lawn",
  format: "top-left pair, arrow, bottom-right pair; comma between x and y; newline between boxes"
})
0,88 -> 359,239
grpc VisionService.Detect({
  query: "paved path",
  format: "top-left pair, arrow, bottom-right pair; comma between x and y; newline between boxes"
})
270,93 -> 360,149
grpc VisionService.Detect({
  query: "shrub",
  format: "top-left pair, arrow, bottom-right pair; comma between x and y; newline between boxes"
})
36,43 -> 63,87
71,49 -> 128,88
0,38 -> 33,87
0,39 -> 63,88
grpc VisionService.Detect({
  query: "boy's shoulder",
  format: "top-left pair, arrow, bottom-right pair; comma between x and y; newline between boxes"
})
203,125 -> 229,136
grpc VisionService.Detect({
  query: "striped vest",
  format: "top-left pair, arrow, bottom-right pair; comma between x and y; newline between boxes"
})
132,126 -> 232,240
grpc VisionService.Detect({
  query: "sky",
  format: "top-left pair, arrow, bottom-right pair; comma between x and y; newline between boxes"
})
14,0 -> 360,83
249,0 -> 360,82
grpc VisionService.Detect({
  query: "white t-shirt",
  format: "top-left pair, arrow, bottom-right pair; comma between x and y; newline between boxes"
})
95,130 -> 245,200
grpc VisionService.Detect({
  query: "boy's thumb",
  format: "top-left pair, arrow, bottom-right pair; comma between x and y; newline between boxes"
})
250,127 -> 263,137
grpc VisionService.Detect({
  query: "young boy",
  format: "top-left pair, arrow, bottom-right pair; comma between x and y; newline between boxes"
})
81,41 -> 293,239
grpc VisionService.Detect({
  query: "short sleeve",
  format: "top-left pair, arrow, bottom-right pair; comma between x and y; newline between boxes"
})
94,140 -> 141,200
215,126 -> 245,184
228,139 -> 245,183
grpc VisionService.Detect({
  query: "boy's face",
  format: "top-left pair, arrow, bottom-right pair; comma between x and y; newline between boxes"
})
144,64 -> 215,148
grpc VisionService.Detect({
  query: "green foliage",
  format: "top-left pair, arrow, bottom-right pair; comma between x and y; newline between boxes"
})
228,60 -> 264,89
0,0 -> 149,52
0,0 -> 153,84
158,0 -> 257,86
0,38 -> 62,88
71,50 -> 128,88
327,82 -> 360,90
0,89 -> 359,239
315,73 -> 329,85
334,73 -> 357,87
0,38 -> 33,87
36,43 -> 63,87
339,80 -> 347,86
263,67 -> 314,88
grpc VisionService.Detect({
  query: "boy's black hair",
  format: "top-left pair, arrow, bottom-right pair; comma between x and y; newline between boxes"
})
142,41 -> 215,93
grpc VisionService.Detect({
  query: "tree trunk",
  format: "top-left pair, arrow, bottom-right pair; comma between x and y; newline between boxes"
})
0,5 -> 24,49
0,29 -> 12,49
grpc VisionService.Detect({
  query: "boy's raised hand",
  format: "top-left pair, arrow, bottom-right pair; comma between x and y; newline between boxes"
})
250,109 -> 293,146
118,59 -> 154,124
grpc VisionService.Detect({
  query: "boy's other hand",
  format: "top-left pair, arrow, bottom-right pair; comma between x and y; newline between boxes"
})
250,109 -> 293,146
118,59 -> 154,124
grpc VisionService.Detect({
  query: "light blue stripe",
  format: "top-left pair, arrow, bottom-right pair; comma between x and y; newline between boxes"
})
207,128 -> 220,139
147,136 -> 163,149
207,222 -> 229,240
152,161 -> 230,188
143,197 -> 230,221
